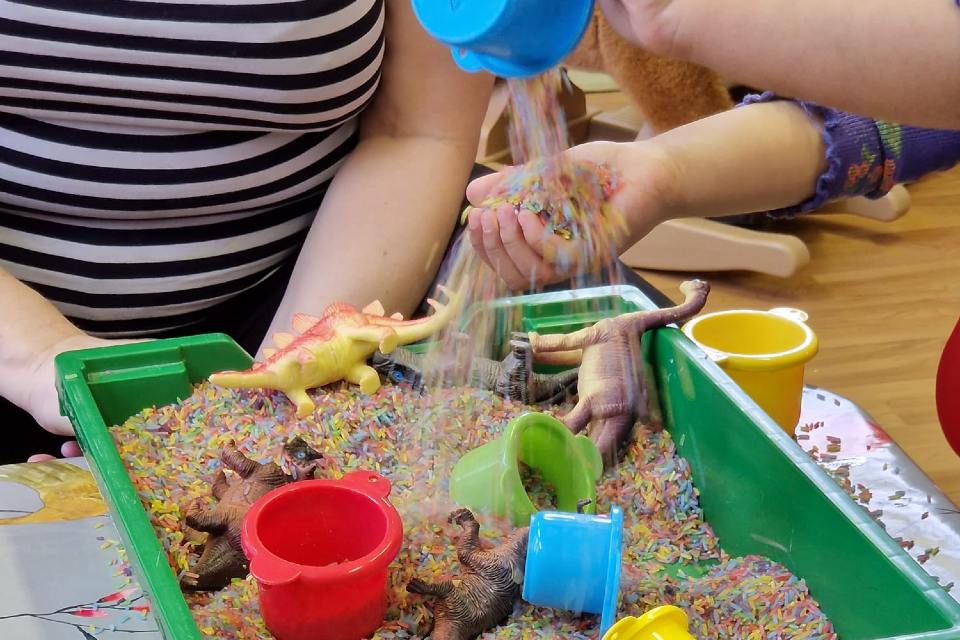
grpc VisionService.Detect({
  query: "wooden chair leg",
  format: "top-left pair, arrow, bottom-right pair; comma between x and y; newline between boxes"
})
814,185 -> 911,222
619,218 -> 811,278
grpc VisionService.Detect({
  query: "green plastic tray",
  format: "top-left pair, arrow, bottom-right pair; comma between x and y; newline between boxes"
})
55,286 -> 960,639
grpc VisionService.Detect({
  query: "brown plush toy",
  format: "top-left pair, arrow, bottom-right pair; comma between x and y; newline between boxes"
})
565,6 -> 733,135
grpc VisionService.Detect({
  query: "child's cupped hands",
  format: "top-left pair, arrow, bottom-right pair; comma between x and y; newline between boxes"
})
463,141 -> 679,290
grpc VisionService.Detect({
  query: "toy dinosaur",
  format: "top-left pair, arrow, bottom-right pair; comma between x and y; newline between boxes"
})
407,508 -> 530,640
528,280 -> 711,466
209,286 -> 464,418
179,437 -> 323,592
370,333 -> 578,405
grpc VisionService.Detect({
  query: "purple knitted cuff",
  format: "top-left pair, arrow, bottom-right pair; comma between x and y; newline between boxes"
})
737,92 -> 886,218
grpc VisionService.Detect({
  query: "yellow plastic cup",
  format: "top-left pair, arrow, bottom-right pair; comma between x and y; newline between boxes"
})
602,605 -> 694,640
682,308 -> 818,436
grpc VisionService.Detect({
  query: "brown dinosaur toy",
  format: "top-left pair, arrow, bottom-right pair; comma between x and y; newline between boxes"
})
407,508 -> 530,640
179,437 -> 323,591
528,280 -> 711,466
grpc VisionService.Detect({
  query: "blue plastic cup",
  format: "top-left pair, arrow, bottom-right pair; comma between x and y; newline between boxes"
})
522,505 -> 624,636
411,0 -> 595,78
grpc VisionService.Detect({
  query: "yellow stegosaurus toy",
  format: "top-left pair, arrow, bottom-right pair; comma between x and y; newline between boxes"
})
209,286 -> 463,417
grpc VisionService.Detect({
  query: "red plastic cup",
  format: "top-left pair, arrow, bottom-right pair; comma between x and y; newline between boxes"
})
241,470 -> 403,640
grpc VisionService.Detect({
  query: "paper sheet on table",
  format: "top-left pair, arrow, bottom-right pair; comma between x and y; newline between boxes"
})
0,458 -> 162,639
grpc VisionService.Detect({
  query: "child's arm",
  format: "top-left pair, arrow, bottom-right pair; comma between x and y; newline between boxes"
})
740,94 -> 960,217
466,99 -> 960,286
600,0 -> 960,130
466,98 -> 829,282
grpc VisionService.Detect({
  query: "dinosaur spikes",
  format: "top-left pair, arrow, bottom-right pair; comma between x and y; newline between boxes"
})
362,300 -> 386,316
273,332 -> 294,348
262,348 -> 277,358
292,313 -> 320,334
390,312 -> 404,320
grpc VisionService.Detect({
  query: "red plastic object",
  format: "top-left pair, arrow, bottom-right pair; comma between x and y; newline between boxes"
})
240,470 -> 403,640
936,315 -> 960,458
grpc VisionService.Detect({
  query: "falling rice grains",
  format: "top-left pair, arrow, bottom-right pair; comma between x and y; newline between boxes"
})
111,380 -> 836,639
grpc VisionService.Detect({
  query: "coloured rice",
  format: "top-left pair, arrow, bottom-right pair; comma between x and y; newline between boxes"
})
111,379 -> 836,639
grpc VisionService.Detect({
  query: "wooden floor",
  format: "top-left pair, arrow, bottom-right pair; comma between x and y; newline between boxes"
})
626,133 -> 960,505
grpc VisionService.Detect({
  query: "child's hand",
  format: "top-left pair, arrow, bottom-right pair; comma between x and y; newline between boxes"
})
463,188 -> 583,290
465,141 -> 680,290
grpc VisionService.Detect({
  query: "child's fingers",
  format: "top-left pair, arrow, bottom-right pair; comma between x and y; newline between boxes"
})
479,209 -> 528,290
496,207 -> 558,286
467,209 -> 493,266
517,210 -> 581,277
541,234 -> 583,276
516,209 -> 548,251
27,454 -> 56,463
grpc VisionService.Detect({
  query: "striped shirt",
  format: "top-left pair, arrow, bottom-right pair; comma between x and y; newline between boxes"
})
0,0 -> 385,337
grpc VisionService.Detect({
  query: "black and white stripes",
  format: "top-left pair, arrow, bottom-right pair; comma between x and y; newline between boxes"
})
0,0 -> 384,336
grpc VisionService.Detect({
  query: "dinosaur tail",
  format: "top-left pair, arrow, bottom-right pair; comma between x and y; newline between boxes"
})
631,279 -> 711,333
208,368 -> 278,389
371,285 -> 466,345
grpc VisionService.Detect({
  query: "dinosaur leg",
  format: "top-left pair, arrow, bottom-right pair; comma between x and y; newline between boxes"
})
346,363 -> 382,395
448,508 -> 484,569
285,387 -> 316,418
182,499 -> 210,546
561,397 -> 594,435
407,578 -> 455,598
341,326 -> 399,355
496,336 -> 532,402
221,442 -> 260,479
211,470 -> 229,501
592,413 -> 636,467
532,368 -> 579,405
185,503 -> 228,535
181,537 -> 248,592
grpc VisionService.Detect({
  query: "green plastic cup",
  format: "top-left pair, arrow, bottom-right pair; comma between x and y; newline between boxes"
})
449,412 -> 603,526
